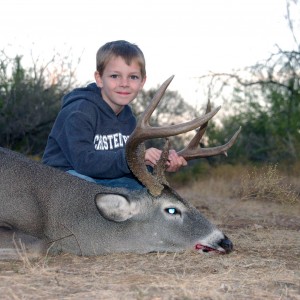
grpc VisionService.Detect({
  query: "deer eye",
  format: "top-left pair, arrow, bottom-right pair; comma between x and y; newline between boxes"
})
165,208 -> 181,216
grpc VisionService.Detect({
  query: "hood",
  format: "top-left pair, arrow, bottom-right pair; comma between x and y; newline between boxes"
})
62,82 -> 102,109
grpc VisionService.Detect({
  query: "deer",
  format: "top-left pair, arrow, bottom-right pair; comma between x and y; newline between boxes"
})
0,76 -> 241,259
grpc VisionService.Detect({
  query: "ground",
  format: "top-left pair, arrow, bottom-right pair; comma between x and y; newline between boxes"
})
0,176 -> 299,300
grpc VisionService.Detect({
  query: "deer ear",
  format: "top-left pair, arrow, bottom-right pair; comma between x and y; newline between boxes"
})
95,194 -> 139,222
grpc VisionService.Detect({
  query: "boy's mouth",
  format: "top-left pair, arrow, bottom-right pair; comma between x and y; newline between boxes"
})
116,91 -> 130,95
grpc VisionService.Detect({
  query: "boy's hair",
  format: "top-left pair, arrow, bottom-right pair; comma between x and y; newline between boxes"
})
96,40 -> 146,78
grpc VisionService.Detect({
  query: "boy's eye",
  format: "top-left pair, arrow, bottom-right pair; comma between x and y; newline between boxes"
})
130,75 -> 139,80
110,74 -> 119,78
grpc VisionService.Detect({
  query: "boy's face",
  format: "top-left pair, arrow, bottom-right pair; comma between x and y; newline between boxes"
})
94,56 -> 146,115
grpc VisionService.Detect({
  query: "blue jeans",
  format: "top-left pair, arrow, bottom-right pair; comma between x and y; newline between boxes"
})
67,170 -> 145,190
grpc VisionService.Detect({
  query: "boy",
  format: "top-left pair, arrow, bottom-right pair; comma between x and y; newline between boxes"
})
43,40 -> 187,189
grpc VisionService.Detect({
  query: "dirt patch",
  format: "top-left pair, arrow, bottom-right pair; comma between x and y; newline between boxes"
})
0,181 -> 299,300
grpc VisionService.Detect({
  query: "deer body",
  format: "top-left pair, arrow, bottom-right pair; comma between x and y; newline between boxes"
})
0,147 -> 228,257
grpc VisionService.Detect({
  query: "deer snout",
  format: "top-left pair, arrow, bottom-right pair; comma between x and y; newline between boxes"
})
219,236 -> 233,253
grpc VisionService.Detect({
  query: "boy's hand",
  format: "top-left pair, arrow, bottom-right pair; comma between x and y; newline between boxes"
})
144,148 -> 162,168
166,149 -> 187,172
145,148 -> 187,172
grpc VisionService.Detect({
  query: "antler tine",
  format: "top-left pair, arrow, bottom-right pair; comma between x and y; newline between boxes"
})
177,126 -> 242,160
184,99 -> 212,150
139,75 -> 175,127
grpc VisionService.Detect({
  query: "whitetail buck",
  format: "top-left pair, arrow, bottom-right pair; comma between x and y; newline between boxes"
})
0,76 -> 240,259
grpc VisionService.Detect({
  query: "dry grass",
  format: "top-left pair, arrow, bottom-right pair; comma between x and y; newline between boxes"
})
240,164 -> 299,204
0,164 -> 300,300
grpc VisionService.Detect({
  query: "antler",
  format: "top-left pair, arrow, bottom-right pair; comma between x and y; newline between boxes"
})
126,76 -> 241,197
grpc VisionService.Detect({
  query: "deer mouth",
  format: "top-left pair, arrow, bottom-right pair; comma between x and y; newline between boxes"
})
195,243 -> 224,254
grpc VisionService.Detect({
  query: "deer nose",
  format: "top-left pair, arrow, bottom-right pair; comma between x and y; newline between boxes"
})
219,236 -> 233,253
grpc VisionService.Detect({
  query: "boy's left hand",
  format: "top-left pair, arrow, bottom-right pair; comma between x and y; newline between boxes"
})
166,150 -> 187,172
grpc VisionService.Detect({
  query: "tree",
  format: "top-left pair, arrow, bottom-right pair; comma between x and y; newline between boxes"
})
199,0 -> 300,164
0,51 -> 78,155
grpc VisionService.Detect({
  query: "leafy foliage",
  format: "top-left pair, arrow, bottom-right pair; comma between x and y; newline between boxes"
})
0,51 -> 77,155
208,48 -> 300,164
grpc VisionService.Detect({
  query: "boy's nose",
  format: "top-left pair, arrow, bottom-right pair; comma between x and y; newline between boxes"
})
120,78 -> 129,87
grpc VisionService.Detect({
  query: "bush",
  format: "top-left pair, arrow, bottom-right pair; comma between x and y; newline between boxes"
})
0,51 -> 78,155
240,164 -> 299,204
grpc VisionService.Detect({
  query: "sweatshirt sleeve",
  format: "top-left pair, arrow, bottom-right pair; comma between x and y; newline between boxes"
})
55,110 -> 131,178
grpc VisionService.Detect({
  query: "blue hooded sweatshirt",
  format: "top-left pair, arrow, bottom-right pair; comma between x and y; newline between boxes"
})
42,83 -> 136,179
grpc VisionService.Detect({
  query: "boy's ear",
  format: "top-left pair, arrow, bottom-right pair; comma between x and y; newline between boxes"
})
94,71 -> 103,88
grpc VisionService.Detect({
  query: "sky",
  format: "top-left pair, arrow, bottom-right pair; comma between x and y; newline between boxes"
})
0,0 -> 297,107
